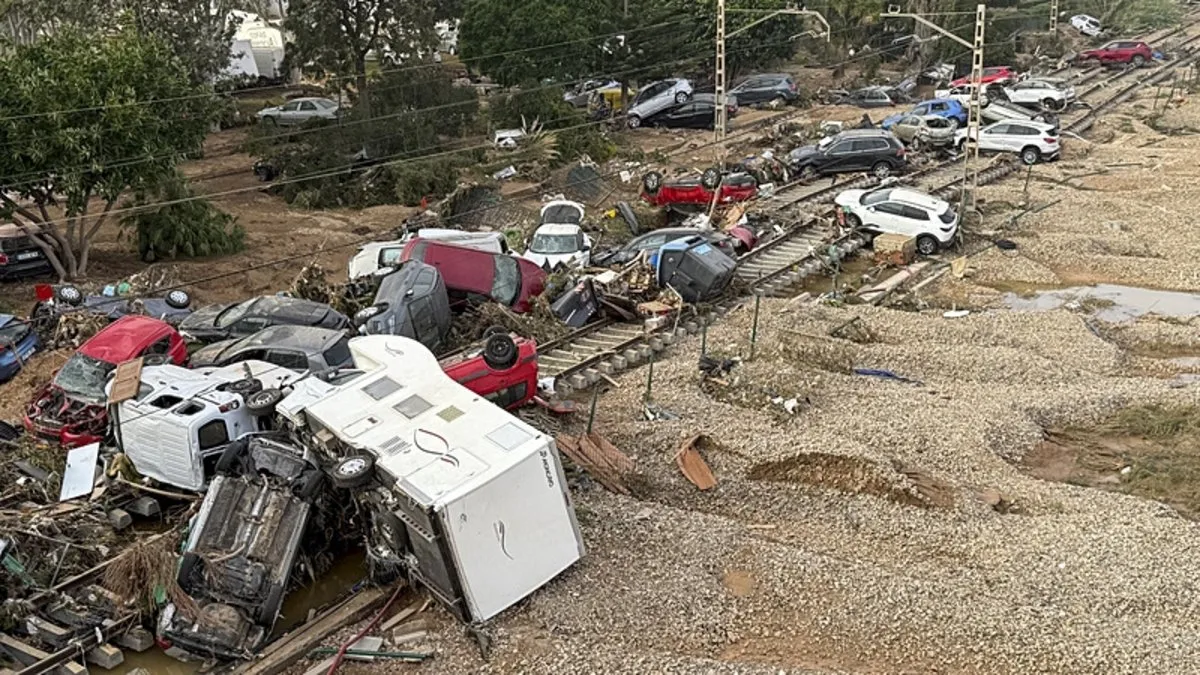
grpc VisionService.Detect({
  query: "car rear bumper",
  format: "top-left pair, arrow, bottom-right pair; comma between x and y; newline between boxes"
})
0,258 -> 53,280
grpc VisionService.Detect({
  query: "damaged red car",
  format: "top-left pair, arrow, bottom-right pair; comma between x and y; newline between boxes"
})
640,168 -> 758,211
25,315 -> 188,447
441,331 -> 538,410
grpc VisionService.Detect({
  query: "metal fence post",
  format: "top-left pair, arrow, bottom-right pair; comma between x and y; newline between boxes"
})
644,351 -> 655,402
700,322 -> 708,357
749,293 -> 762,360
586,386 -> 600,434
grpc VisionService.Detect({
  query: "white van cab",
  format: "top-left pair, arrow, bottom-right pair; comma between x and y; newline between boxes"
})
114,360 -> 301,491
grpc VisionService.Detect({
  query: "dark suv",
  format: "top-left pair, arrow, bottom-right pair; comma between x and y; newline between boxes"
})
0,224 -> 52,280
787,129 -> 907,179
729,73 -> 799,106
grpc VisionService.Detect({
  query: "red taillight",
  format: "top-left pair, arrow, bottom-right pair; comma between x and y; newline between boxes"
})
0,253 -> 8,265
789,82 -> 797,91
897,147 -> 906,157
1044,137 -> 1057,143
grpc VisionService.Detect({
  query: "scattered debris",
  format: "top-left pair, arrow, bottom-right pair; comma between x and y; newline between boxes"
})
852,368 -> 923,385
676,434 -> 718,490
555,432 -> 635,495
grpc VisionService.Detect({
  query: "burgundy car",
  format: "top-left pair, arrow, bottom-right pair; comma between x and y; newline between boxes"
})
400,240 -> 548,313
640,169 -> 758,210
26,315 -> 188,447
1077,40 -> 1154,67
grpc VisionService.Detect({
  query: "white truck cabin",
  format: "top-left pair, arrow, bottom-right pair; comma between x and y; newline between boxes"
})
277,335 -> 584,622
115,361 -> 300,492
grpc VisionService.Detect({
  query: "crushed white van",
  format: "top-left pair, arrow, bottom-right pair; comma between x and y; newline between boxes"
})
277,335 -> 584,622
115,361 -> 301,491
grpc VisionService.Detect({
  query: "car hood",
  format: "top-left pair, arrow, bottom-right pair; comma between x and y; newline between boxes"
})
834,190 -> 865,208
258,106 -> 281,115
880,114 -> 903,129
179,303 -> 232,332
189,339 -> 236,367
788,144 -> 820,162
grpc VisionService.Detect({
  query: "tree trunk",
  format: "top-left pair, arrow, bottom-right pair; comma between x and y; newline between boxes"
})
75,200 -> 117,277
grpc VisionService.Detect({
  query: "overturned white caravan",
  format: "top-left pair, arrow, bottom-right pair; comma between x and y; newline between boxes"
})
277,335 -> 584,622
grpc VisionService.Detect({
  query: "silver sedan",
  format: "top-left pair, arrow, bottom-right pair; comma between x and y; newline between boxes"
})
256,97 -> 341,126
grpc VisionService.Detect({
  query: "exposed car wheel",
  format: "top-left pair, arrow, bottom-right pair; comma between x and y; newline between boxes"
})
257,583 -> 286,625
947,117 -> 960,129
845,213 -> 863,229
1083,58 -> 1101,69
165,290 -> 191,310
483,325 -> 508,339
1132,54 -> 1146,67
798,165 -> 818,182
56,285 -> 83,306
331,454 -> 375,489
245,388 -> 283,416
700,167 -> 721,191
871,162 -> 892,179
627,114 -> 642,129
1043,97 -> 1062,111
215,437 -> 249,476
224,377 -> 263,397
916,235 -> 939,256
483,333 -> 518,371
909,136 -> 922,152
374,510 -> 409,554
262,116 -> 278,126
1020,146 -> 1041,165
674,91 -> 690,104
641,171 -> 663,194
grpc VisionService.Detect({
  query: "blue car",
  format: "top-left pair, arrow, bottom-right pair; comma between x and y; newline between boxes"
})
882,98 -> 968,130
0,314 -> 40,382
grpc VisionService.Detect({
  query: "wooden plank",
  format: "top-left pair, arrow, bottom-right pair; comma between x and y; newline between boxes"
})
25,531 -> 174,609
233,585 -> 394,675
11,614 -> 136,675
0,635 -> 87,675
106,358 -> 144,406
24,617 -> 73,648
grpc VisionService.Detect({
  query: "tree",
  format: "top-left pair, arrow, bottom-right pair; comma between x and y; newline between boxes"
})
121,0 -> 242,85
121,173 -> 245,262
285,0 -> 441,118
0,30 -> 214,279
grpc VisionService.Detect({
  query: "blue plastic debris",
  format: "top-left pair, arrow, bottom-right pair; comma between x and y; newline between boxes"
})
853,368 -> 923,385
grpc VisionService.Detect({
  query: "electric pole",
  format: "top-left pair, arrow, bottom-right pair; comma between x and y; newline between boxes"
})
1049,0 -> 1059,33
714,5 -> 830,154
883,3 -> 986,214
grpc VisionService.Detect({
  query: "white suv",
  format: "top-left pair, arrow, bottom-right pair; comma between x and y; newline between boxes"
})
955,120 -> 1061,165
834,185 -> 958,255
997,79 -> 1070,110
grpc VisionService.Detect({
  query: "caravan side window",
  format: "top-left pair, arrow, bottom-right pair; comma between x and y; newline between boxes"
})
197,419 -> 229,450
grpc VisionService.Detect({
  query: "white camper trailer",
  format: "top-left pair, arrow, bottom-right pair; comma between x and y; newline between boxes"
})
229,10 -> 286,81
277,335 -> 584,622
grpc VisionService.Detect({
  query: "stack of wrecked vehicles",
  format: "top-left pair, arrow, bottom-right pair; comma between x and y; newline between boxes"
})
110,334 -> 584,663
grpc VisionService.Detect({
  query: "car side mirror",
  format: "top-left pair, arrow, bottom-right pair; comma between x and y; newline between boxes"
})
581,244 -> 591,252
867,206 -> 876,212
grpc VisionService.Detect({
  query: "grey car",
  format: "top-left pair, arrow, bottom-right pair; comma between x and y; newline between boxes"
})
729,73 -> 799,107
626,78 -> 693,128
190,325 -> 353,372
354,261 -> 452,352
256,97 -> 341,126
890,114 -> 956,150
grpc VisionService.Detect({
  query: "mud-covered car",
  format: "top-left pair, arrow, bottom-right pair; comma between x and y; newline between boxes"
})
180,295 -> 350,345
640,169 -> 757,211
31,284 -> 193,326
159,435 -> 324,661
25,315 -> 188,447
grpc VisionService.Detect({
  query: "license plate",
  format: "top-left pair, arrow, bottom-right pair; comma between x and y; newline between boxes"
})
16,251 -> 40,261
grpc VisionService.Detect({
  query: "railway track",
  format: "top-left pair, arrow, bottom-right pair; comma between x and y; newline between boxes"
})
548,25 -> 1200,394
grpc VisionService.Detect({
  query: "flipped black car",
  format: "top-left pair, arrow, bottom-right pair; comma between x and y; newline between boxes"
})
180,295 -> 350,344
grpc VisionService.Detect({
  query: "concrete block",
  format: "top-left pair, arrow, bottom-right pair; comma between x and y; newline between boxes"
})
583,368 -> 601,384
609,355 -> 628,370
107,509 -> 132,531
85,644 -> 124,669
568,374 -> 587,390
115,627 -> 154,652
596,362 -> 614,376
126,497 -> 160,518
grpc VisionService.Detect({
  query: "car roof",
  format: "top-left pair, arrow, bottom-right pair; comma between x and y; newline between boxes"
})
295,97 -> 334,103
879,188 -> 948,210
229,325 -> 344,353
917,98 -> 957,105
79,315 -> 175,363
987,119 -> 1056,131
0,314 -> 13,327
836,128 -> 895,138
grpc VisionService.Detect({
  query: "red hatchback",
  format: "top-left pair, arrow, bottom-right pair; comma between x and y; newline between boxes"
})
640,169 -> 758,210
401,239 -> 547,313
440,332 -> 537,410
25,315 -> 187,447
950,65 -> 1017,88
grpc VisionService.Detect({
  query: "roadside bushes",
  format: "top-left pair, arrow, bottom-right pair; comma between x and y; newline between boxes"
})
121,174 -> 245,262
488,85 -> 614,165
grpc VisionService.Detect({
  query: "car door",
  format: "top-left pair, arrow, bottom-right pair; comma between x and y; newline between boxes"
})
661,102 -> 696,127
297,100 -> 318,122
739,77 -> 767,104
897,204 -> 932,237
927,101 -> 948,119
820,140 -> 855,172
689,101 -> 716,128
893,116 -> 918,142
277,101 -> 301,125
978,124 -> 1008,152
846,139 -> 881,171
868,201 -> 907,234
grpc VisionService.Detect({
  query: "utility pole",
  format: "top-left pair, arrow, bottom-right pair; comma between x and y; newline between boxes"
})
714,5 -> 830,153
1050,0 -> 1059,33
883,3 -> 986,214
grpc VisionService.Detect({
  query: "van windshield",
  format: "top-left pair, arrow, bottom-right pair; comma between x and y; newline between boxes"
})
492,256 -> 521,306
530,233 -> 579,254
54,352 -> 115,403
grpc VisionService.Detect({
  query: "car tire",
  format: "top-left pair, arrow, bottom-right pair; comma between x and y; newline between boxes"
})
1132,54 -> 1146,67
245,388 -> 283,416
263,116 -> 278,126
700,167 -> 721,191
224,377 -> 263,397
845,213 -> 863,229
1020,146 -> 1041,165
483,333 -> 518,370
947,117 -> 960,129
674,91 -> 690,105
257,583 -> 286,625
331,454 -> 375,489
871,162 -> 892,179
374,510 -> 409,554
1043,97 -> 1062,111
56,285 -> 83,306
215,437 -> 249,476
165,290 -> 191,310
482,325 -> 508,339
627,114 -> 642,129
909,136 -> 922,152
177,551 -> 204,592
798,165 -> 818,182
641,171 -> 663,194
916,235 -> 939,256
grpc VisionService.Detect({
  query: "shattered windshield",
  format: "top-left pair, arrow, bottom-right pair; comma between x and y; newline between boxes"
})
54,352 -> 116,403
0,321 -> 30,346
492,255 -> 521,306
530,233 -> 580,254
216,299 -> 255,328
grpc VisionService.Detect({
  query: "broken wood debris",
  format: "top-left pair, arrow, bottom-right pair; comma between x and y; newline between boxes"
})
675,434 -> 718,491
555,433 -> 635,495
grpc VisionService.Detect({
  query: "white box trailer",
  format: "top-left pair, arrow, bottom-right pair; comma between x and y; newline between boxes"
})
277,335 -> 584,622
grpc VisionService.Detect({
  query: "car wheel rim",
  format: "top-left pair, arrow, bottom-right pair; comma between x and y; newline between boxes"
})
249,391 -> 273,406
920,241 -> 935,254
874,166 -> 889,178
168,291 -> 188,305
339,458 -> 366,476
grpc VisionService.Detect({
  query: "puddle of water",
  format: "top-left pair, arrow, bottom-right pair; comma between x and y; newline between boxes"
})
1003,284 -> 1200,322
107,550 -> 367,674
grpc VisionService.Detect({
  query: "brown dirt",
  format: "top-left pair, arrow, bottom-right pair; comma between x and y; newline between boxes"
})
747,452 -> 955,509
721,568 -> 758,598
0,348 -> 71,420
